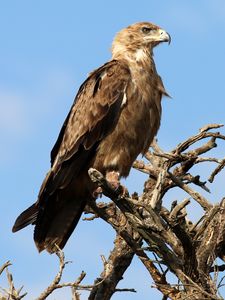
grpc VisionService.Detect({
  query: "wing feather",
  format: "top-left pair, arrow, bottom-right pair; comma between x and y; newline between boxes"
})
42,60 -> 131,196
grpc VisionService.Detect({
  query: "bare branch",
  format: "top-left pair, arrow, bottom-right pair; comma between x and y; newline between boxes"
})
0,266 -> 27,300
88,234 -> 135,300
35,248 -> 103,300
2,124 -> 225,300
0,261 -> 11,276
208,157 -> 225,183
199,124 -> 224,133
168,171 -> 212,210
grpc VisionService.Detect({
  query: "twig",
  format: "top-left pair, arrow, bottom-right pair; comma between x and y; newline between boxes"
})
0,267 -> 27,300
176,271 -> 222,300
170,198 -> 190,220
174,129 -> 225,154
35,248 -> 89,300
199,124 -> 224,133
0,261 -> 11,276
208,157 -> 225,183
150,167 -> 167,209
82,214 -> 99,221
209,264 -> 225,273
133,160 -> 156,175
168,171 -> 212,211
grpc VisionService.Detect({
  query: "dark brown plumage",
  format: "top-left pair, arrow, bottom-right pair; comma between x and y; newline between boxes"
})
12,22 -> 170,253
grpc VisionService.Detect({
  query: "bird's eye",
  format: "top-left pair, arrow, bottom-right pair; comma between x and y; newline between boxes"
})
142,27 -> 152,34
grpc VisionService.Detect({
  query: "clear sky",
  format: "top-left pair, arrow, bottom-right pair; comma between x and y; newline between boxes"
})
0,1 -> 225,299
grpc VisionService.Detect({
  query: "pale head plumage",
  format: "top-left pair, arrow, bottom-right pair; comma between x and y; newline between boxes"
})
112,22 -> 171,61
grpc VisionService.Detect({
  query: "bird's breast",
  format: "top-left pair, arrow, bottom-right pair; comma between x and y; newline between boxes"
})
92,74 -> 162,177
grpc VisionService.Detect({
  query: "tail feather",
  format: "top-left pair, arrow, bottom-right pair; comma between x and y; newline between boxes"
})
35,201 -> 86,253
46,201 -> 86,251
13,194 -> 87,253
12,204 -> 38,232
12,147 -> 94,252
34,184 -> 88,253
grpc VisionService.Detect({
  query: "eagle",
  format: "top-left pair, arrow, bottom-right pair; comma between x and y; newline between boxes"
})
12,22 -> 170,253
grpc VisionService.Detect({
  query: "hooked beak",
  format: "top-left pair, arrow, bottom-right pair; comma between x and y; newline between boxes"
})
158,29 -> 171,44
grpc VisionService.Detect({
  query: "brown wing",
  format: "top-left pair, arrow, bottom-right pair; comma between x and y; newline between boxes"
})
44,60 -> 130,195
54,61 -> 129,163
12,60 -> 131,237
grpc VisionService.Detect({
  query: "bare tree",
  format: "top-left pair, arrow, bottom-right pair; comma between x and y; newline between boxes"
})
1,123 -> 225,300
88,123 -> 225,300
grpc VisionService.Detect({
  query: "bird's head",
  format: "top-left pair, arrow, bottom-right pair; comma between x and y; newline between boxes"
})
112,22 -> 171,60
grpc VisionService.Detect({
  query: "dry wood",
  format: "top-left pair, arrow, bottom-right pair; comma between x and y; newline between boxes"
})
87,124 -> 225,300
1,124 -> 225,300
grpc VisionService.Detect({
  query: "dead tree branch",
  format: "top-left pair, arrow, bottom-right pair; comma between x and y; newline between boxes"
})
1,124 -> 225,300
88,234 -> 136,300
0,264 -> 27,300
88,124 -> 225,299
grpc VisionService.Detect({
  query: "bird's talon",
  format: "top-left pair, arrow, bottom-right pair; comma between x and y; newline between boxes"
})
118,185 -> 129,198
92,187 -> 103,199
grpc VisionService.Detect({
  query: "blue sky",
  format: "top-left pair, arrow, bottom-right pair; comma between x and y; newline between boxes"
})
0,1 -> 225,299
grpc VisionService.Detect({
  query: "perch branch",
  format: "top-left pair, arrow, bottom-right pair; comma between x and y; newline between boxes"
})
88,234 -> 135,300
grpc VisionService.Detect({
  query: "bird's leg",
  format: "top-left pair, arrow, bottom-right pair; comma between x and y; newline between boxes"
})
106,171 -> 128,197
106,171 -> 120,190
91,170 -> 127,198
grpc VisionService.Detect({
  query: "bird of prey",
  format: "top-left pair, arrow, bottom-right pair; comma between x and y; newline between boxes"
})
12,22 -> 170,253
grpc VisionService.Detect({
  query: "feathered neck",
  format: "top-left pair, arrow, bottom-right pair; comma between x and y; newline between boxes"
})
112,43 -> 155,73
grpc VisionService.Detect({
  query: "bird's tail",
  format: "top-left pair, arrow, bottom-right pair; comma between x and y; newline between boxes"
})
12,149 -> 94,253
12,186 -> 89,254
34,192 -> 87,253
12,195 -> 87,254
12,203 -> 38,232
